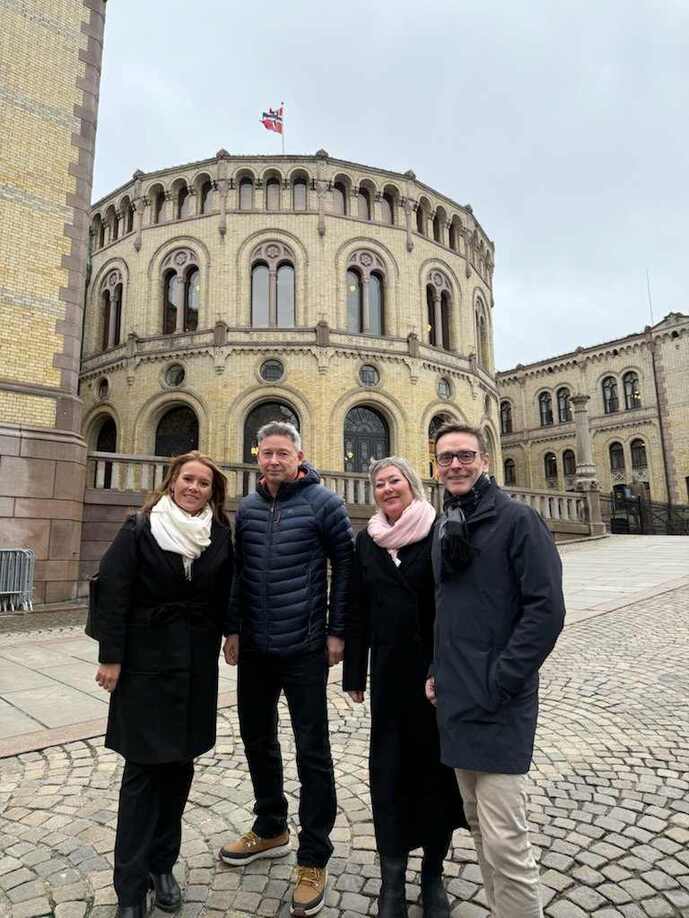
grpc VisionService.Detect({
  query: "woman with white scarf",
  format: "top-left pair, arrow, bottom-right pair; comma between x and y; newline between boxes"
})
343,457 -> 466,918
94,451 -> 233,918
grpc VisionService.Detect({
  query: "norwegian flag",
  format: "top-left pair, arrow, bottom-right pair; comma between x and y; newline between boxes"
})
260,105 -> 284,134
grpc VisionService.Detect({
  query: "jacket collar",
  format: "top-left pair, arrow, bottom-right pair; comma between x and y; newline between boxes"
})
256,463 -> 320,502
442,478 -> 502,526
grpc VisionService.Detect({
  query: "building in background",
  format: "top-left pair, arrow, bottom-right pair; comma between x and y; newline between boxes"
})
497,312 -> 689,503
0,0 -> 108,604
81,151 -> 500,481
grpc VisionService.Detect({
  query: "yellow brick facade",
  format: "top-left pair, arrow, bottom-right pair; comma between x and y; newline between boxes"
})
496,313 -> 689,503
0,392 -> 56,429
81,153 -> 501,481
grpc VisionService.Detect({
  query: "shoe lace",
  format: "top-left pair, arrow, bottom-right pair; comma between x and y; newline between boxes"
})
240,831 -> 260,849
295,866 -> 322,890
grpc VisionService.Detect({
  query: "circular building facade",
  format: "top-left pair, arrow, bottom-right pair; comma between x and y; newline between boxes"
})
81,150 -> 500,482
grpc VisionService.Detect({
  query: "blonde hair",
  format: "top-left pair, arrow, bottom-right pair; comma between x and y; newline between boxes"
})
141,450 -> 229,525
368,456 -> 427,502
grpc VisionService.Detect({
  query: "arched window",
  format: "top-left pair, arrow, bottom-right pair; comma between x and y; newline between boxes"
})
544,452 -> 558,485
277,264 -> 295,326
100,270 -> 123,351
250,242 -> 296,327
155,406 -> 199,457
200,180 -> 215,214
428,413 -> 451,476
500,401 -> 513,435
346,269 -> 363,333
94,416 -> 117,488
161,249 -> 200,334
416,203 -> 426,235
557,387 -> 572,423
151,187 -> 165,225
344,406 -> 390,473
631,438 -> 647,470
251,263 -> 270,327
265,177 -> 281,210
433,212 -> 441,243
426,271 -> 452,350
239,176 -> 254,210
120,197 -> 133,234
448,221 -> 458,251
357,187 -> 372,221
292,176 -> 307,210
609,441 -> 625,473
504,458 -> 516,486
244,401 -> 300,463
380,191 -> 395,225
105,206 -> 117,243
539,392 -> 554,427
623,371 -> 641,410
346,251 -> 387,335
563,449 -> 576,477
177,185 -> 193,219
475,301 -> 490,367
602,376 -> 619,414
369,273 -> 384,336
184,267 -> 199,332
332,180 -> 347,215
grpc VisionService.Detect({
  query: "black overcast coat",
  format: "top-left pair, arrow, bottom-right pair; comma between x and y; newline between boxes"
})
343,528 -> 466,854
227,464 -> 353,656
431,481 -> 565,775
97,513 -> 233,764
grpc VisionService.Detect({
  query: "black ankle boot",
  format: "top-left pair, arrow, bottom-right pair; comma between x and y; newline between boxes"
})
420,870 -> 450,918
116,901 -> 148,918
149,872 -> 182,912
377,855 -> 408,918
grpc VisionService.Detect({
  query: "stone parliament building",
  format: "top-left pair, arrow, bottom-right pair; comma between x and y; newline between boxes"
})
1,1 -> 687,608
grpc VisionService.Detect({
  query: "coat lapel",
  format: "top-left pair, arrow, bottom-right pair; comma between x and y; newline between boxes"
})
189,521 -> 228,580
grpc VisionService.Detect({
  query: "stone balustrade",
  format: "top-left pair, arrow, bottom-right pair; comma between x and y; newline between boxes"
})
86,452 -> 592,531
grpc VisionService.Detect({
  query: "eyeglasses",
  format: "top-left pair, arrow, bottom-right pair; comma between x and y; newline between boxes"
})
436,450 -> 480,467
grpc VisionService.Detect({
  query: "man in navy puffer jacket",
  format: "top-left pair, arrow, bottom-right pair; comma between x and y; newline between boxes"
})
219,421 -> 353,917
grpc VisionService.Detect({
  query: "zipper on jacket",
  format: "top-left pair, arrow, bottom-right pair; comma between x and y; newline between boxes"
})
263,496 -> 278,652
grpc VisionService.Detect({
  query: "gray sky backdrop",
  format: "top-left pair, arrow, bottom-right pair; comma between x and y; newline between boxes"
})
92,0 -> 689,371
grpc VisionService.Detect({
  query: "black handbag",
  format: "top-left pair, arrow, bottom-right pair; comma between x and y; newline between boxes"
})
85,511 -> 146,641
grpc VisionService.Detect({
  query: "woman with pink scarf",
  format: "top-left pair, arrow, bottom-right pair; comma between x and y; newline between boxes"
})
343,457 -> 466,918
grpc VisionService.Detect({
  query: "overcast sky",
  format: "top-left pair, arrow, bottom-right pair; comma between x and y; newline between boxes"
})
93,0 -> 689,370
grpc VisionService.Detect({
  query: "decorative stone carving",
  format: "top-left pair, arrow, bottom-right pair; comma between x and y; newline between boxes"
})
251,241 -> 295,265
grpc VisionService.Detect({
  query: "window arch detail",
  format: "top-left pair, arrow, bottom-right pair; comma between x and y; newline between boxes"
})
426,270 -> 452,350
500,400 -> 513,435
602,376 -> 619,414
251,242 -> 295,327
544,451 -> 558,487
623,371 -> 641,410
346,251 -> 386,335
539,391 -> 554,427
161,249 -> 200,334
100,269 -> 123,351
504,457 -> 516,486
475,297 -> 490,367
343,405 -> 390,472
557,387 -> 572,423
155,405 -> 199,457
609,441 -> 625,478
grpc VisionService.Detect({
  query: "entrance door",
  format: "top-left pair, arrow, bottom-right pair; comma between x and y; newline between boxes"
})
343,406 -> 389,473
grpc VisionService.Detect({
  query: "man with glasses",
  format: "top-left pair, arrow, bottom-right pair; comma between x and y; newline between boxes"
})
220,421 -> 353,917
426,423 -> 565,918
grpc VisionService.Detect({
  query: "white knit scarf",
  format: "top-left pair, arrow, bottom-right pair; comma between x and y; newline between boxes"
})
149,494 -> 212,580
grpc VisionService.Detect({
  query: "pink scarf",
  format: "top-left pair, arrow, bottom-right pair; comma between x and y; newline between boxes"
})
367,499 -> 436,565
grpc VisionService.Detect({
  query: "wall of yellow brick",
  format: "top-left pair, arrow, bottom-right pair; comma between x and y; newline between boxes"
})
80,157 -> 501,483
0,391 -> 56,429
657,326 -> 689,502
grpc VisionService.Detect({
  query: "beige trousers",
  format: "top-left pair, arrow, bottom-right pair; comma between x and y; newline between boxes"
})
455,770 -> 543,918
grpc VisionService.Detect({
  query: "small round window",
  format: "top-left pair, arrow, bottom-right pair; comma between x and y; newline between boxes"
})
359,364 -> 380,387
97,378 -> 109,400
260,359 -> 284,382
438,377 -> 452,399
165,364 -> 185,387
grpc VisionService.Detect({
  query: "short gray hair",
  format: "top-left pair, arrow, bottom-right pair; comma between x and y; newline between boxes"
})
256,420 -> 302,451
368,456 -> 427,502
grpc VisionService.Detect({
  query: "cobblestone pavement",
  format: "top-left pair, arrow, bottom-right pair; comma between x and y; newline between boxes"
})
2,586 -> 689,918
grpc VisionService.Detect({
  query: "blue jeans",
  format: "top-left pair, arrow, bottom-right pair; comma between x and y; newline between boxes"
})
238,647 -> 336,867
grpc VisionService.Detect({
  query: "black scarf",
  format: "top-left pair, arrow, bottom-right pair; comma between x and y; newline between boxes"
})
439,474 -> 492,575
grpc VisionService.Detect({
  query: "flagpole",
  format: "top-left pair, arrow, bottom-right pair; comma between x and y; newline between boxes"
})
281,101 -> 285,155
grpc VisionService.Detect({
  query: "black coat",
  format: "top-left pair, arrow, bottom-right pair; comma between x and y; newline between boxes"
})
227,464 -> 353,656
97,514 -> 233,764
431,481 -> 565,774
343,528 -> 465,855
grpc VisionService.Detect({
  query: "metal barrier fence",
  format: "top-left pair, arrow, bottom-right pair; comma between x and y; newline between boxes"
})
0,549 -> 36,612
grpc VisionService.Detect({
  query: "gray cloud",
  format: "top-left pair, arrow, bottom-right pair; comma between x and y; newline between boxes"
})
93,0 -> 689,369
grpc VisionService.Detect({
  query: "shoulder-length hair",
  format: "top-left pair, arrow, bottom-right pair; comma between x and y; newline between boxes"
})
141,451 -> 230,525
368,456 -> 428,502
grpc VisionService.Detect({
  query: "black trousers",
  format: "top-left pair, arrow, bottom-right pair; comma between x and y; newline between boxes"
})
114,760 -> 194,906
238,647 -> 336,868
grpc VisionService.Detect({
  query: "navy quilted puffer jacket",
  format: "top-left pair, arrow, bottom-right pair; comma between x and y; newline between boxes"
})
227,464 -> 354,656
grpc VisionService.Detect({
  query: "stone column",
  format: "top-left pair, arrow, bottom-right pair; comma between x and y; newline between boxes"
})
174,272 -> 185,333
571,394 -> 605,535
403,199 -> 414,252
